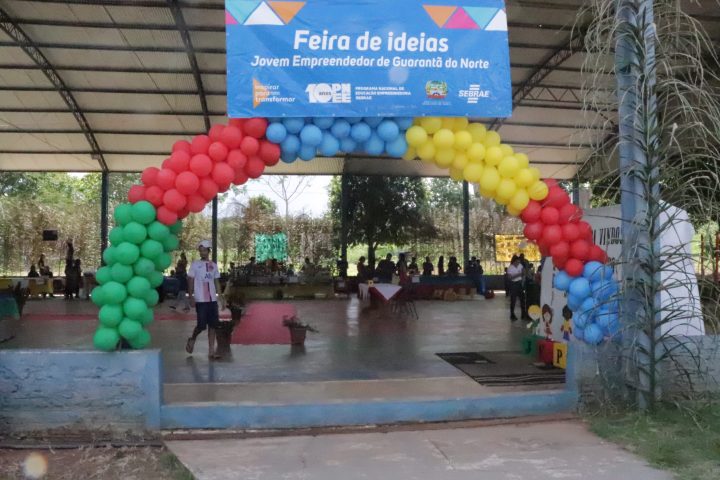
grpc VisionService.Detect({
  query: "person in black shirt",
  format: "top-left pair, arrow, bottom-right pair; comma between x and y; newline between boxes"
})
437,256 -> 445,276
422,256 -> 434,276
447,256 -> 461,276
376,253 -> 396,283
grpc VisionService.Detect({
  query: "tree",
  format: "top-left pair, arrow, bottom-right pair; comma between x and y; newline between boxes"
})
329,175 -> 433,268
261,176 -> 311,220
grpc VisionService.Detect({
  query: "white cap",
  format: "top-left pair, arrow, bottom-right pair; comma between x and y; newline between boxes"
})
198,240 -> 212,249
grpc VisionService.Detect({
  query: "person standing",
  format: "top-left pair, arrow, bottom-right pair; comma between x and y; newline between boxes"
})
507,255 -> 526,321
437,255 -> 445,276
422,256 -> 434,276
185,240 -> 225,359
376,253 -> 395,283
356,256 -> 368,282
170,252 -> 190,312
447,256 -> 461,276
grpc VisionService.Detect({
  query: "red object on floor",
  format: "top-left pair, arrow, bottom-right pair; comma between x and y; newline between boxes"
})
230,302 -> 297,345
537,339 -> 554,364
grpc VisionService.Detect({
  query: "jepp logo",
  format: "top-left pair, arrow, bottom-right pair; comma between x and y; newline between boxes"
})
306,83 -> 351,103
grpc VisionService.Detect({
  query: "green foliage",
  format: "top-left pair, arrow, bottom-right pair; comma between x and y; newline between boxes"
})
255,233 -> 288,262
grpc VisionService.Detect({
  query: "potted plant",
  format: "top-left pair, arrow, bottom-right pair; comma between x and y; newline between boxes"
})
282,315 -> 318,345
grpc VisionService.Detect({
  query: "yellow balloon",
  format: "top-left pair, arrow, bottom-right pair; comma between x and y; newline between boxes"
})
433,128 -> 455,149
495,194 -> 509,206
453,117 -> 469,132
498,155 -> 520,178
528,179 -> 550,201
509,188 -> 530,211
449,167 -> 464,182
435,148 -> 455,168
496,178 -> 517,200
467,123 -> 487,143
463,163 -> 484,183
514,167 -> 535,188
485,146 -> 503,166
406,126 -> 428,147
441,117 -> 456,130
420,117 -> 442,134
506,205 -> 522,217
479,166 -> 500,192
479,187 -> 494,199
467,143 -> 486,163
453,131 -> 473,151
452,152 -> 469,170
413,118 -> 421,126
499,144 -> 514,157
417,141 -> 436,162
528,166 -> 541,184
402,146 -> 417,161
484,130 -> 501,148
515,153 -> 529,169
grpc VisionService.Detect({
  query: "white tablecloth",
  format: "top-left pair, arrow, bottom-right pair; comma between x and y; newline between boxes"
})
358,283 -> 402,303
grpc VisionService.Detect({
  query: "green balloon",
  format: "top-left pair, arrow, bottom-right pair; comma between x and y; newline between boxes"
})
123,222 -> 147,245
140,239 -> 163,260
131,200 -> 157,225
133,257 -> 156,278
102,246 -> 117,265
162,234 -> 179,252
144,288 -> 159,307
103,281 -> 128,304
93,327 -> 120,351
96,266 -> 112,285
139,308 -> 154,326
99,304 -> 123,327
169,220 -> 182,234
128,328 -> 151,349
127,276 -> 151,298
91,286 -> 106,306
115,242 -> 140,265
153,252 -> 172,271
118,318 -> 142,340
123,297 -> 148,321
109,226 -> 125,246
114,203 -> 133,226
110,263 -> 134,284
149,271 -> 164,288
147,221 -> 170,242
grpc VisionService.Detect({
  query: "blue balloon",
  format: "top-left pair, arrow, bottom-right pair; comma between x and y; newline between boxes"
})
595,308 -> 619,334
300,125 -> 323,147
319,132 -> 340,157
377,120 -> 400,141
553,271 -> 572,292
364,117 -> 383,128
266,123 -> 288,143
346,117 -> 362,124
280,134 -> 301,154
396,117 -> 414,129
592,279 -> 618,302
313,117 -> 334,129
602,265 -> 614,281
280,151 -> 296,164
298,145 -> 316,161
567,294 -> 584,311
584,323 -> 604,345
385,136 -> 408,157
340,138 -> 357,153
350,122 -> 372,142
364,133 -> 385,156
580,296 -> 598,316
606,318 -> 621,338
569,277 -> 591,300
331,120 -> 351,139
583,261 -> 603,281
573,327 -> 585,342
268,117 -> 282,123
283,118 -> 305,134
573,312 -> 589,329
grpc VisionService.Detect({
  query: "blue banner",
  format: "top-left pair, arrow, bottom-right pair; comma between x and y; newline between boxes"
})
226,0 -> 512,118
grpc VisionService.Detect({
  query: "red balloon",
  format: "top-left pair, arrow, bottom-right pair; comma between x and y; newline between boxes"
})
244,118 -> 268,139
163,189 -> 187,212
227,150 -> 248,171
156,168 -> 177,191
212,163 -> 235,188
570,239 -> 591,261
190,154 -> 213,177
208,142 -> 229,162
259,141 -> 281,166
198,178 -> 219,201
128,185 -> 146,204
168,150 -> 191,174
558,203 -> 581,224
544,179 -> 559,189
228,118 -> 245,130
538,240 -> 551,257
233,169 -> 249,186
157,205 -> 178,226
550,241 -> 570,260
141,167 -> 160,187
175,171 -> 200,196
565,258 -> 585,277
208,124 -> 225,142
172,140 -> 191,154
540,206 -> 560,225
562,223 -> 580,243
544,186 -> 570,208
520,200 -> 542,224
240,136 -> 259,156
588,244 -> 608,263
577,221 -> 593,240
553,255 -> 567,270
161,158 -> 172,170
145,186 -> 164,207
542,224 -> 563,245
220,126 -> 243,149
523,222 -> 544,241
191,135 -> 211,155
187,194 -> 207,213
177,206 -> 190,220
244,155 -> 265,178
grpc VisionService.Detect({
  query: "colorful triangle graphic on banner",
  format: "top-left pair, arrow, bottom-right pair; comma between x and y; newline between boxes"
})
445,7 -> 479,29
485,9 -> 508,31
226,0 -> 261,24
245,1 -> 284,25
253,78 -> 270,108
268,1 -> 305,24
463,6 -> 498,29
423,5 -> 457,28
225,10 -> 239,25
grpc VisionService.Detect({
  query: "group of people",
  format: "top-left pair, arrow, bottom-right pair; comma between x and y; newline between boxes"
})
505,253 -> 537,322
25,242 -> 83,300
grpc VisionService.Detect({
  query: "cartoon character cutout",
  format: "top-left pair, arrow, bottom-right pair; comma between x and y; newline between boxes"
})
541,304 -> 553,340
527,304 -> 542,333
560,305 -> 573,342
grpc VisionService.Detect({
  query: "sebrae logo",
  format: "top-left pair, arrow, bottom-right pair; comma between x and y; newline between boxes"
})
422,5 -> 507,31
425,80 -> 448,99
226,1 -> 305,26
459,84 -> 489,104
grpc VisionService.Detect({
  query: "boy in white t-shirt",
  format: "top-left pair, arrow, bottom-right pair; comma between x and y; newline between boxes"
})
185,240 -> 225,359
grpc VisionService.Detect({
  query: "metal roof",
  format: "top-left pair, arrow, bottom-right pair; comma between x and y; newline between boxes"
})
0,0 -> 717,178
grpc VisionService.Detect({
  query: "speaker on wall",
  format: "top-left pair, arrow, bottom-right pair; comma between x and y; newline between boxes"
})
42,230 -> 58,241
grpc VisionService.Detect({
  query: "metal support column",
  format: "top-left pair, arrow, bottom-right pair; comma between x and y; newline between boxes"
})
100,171 -> 109,264
572,178 -> 580,205
212,196 -> 218,263
462,181 -> 470,269
340,173 -> 349,262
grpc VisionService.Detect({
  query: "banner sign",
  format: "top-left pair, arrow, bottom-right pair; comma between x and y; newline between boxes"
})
226,0 -> 512,118
494,234 -> 541,263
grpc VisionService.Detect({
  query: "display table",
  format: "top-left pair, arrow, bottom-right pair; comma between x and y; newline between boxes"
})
0,277 -> 54,297
225,282 -> 335,301
413,275 -> 475,299
358,283 -> 403,308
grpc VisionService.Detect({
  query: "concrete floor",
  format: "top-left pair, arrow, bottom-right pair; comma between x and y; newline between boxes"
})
165,420 -> 672,480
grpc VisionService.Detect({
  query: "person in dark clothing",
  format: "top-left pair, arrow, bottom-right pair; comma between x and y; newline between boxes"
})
467,256 -> 485,294
376,253 -> 396,283
356,256 -> 369,282
447,256 -> 461,276
408,257 -> 419,275
507,255 -> 529,321
437,256 -> 445,276
422,256 -> 434,276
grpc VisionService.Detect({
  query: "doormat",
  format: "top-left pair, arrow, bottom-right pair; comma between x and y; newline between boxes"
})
436,351 -> 565,387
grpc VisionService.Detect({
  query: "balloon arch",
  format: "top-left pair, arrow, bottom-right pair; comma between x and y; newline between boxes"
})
92,116 -> 620,351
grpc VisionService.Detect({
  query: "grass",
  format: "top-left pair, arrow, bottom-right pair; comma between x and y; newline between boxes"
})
587,403 -> 720,480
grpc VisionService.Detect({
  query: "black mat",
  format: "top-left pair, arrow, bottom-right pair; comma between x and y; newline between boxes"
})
436,351 -> 565,387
